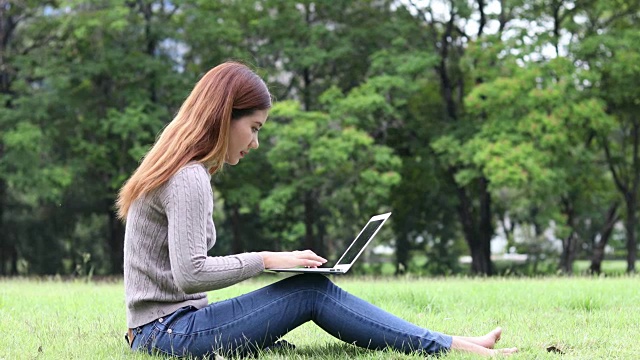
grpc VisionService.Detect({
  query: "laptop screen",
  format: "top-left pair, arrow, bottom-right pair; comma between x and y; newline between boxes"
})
335,219 -> 385,265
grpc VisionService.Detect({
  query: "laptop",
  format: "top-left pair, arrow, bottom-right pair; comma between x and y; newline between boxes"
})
269,212 -> 391,274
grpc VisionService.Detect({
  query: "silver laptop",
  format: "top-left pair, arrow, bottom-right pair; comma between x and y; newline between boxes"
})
269,212 -> 391,274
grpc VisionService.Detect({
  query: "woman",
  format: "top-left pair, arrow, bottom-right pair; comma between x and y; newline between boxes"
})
117,62 -> 518,358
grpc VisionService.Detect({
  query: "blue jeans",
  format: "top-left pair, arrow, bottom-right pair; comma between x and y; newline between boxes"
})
130,274 -> 452,358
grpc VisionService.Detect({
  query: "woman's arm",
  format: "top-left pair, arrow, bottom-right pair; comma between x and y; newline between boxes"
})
163,165 -> 328,294
164,165 -> 264,294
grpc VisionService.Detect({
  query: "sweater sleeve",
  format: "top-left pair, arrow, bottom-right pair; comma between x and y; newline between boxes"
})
163,165 -> 265,294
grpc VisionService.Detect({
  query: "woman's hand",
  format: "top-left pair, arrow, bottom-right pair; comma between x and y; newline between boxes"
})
260,250 -> 327,269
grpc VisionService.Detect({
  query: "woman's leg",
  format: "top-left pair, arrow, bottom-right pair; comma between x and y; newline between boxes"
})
138,274 -> 510,357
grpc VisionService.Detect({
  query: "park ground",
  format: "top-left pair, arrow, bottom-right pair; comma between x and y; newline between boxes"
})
1,272 -> 638,359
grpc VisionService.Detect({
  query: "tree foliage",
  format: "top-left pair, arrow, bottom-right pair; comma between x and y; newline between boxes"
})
1,0 -> 638,276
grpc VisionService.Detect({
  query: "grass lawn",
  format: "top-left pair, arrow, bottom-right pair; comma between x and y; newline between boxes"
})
1,275 -> 638,359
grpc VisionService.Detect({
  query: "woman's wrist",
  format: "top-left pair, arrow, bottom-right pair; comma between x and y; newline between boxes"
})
259,251 -> 272,269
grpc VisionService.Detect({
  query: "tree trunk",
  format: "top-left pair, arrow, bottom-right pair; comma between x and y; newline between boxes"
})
303,192 -> 317,253
230,205 -> 243,253
559,232 -> 578,274
477,177 -> 493,274
625,194 -> 637,272
627,116 -> 640,273
590,202 -> 619,274
455,174 -> 493,275
436,11 -> 458,121
108,209 -> 125,274
0,177 -> 5,275
317,218 -> 327,257
140,0 -> 158,103
431,6 -> 493,274
0,6 -> 16,276
559,197 -> 578,274
601,116 -> 639,273
395,231 -> 410,275
470,242 -> 492,274
10,243 -> 17,275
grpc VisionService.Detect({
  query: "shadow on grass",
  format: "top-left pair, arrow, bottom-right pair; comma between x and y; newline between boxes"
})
256,343 -> 430,360
163,343 -> 418,360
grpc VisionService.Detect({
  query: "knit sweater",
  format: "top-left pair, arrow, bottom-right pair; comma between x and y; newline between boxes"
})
123,162 -> 265,328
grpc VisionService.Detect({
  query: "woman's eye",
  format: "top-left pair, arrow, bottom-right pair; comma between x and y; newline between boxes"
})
252,127 -> 259,133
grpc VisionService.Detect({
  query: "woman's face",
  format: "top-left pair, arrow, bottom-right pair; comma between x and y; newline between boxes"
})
226,109 -> 268,165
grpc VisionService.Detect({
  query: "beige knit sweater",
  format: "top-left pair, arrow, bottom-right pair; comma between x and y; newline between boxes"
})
123,162 -> 265,328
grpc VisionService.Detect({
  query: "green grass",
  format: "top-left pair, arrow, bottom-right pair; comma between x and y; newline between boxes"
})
1,275 -> 639,359
358,258 -> 640,277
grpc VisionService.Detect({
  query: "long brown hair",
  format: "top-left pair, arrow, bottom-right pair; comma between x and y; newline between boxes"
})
116,62 -> 271,220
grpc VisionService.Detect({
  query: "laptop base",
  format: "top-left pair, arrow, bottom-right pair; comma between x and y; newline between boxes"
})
268,267 -> 345,274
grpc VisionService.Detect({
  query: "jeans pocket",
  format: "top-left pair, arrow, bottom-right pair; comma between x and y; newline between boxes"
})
133,325 -> 159,353
148,326 -> 195,357
161,306 -> 197,334
149,308 -> 197,357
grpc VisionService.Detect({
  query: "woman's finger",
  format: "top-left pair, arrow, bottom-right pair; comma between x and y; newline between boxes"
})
301,260 -> 324,267
301,253 -> 327,263
292,250 -> 327,262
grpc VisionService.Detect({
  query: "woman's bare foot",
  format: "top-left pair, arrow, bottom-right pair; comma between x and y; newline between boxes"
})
451,337 -> 518,357
455,327 -> 502,349
491,347 -> 519,356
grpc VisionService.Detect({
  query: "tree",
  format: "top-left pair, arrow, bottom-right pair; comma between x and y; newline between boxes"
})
456,54 -> 617,274
0,0 -> 72,274
260,100 -> 400,258
398,0 -> 524,274
10,0 -> 184,273
575,0 -> 640,272
183,0 -> 402,257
